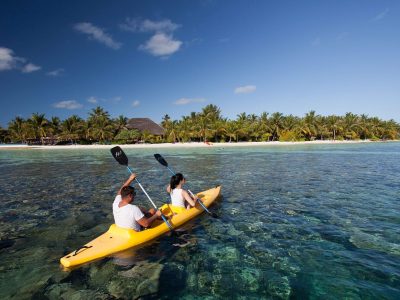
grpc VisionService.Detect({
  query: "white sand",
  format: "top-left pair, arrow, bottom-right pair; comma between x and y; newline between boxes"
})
6,139 -> 384,150
2,139 -> 398,150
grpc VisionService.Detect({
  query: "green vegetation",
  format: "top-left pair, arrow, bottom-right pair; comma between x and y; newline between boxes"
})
162,105 -> 399,142
3,105 -> 400,144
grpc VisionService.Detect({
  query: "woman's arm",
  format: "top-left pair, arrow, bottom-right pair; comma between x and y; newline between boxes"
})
117,174 -> 137,195
166,184 -> 171,194
182,190 -> 196,207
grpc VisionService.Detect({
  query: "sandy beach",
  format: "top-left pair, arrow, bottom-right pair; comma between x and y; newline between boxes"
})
1,139 -> 390,150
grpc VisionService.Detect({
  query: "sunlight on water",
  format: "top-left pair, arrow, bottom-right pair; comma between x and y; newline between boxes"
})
0,143 -> 399,299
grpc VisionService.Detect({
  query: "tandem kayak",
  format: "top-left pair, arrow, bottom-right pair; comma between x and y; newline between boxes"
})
60,185 -> 221,268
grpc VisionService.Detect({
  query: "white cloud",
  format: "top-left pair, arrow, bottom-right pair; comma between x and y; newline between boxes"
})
74,22 -> 122,49
234,85 -> 256,94
112,96 -> 122,103
139,33 -> 182,57
132,100 -> 140,107
22,63 -> 41,73
141,19 -> 180,33
0,47 -> 25,71
120,18 -> 180,33
53,100 -> 83,110
87,96 -> 98,104
121,18 -> 182,57
174,98 -> 206,105
47,68 -> 64,76
372,8 -> 389,22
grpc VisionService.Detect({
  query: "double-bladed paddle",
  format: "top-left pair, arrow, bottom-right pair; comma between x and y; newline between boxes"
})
154,153 -> 218,218
110,146 -> 175,232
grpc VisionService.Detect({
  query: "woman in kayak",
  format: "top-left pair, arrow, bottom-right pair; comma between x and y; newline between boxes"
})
114,173 -> 162,231
167,173 -> 198,210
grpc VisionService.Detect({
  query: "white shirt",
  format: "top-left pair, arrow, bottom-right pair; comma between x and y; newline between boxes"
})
170,188 -> 186,208
113,195 -> 144,231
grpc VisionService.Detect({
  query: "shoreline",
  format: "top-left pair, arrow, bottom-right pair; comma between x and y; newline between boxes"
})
1,139 -> 398,150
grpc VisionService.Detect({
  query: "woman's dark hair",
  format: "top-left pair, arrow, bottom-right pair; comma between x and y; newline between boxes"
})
121,186 -> 135,198
170,173 -> 184,190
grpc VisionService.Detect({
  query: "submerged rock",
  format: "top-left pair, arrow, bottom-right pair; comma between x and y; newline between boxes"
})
267,275 -> 291,299
107,261 -> 163,299
45,283 -> 111,300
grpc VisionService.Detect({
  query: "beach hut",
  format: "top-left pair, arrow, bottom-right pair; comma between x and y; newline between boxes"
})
126,118 -> 165,142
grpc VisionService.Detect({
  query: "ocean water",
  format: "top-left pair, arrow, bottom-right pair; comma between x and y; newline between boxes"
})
0,143 -> 399,299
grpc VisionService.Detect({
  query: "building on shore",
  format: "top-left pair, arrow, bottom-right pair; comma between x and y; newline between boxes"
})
126,118 -> 165,136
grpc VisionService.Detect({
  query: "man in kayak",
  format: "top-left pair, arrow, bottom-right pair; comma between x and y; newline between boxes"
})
113,173 -> 162,231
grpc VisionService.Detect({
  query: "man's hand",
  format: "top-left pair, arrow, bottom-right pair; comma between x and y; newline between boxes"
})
129,173 -> 137,182
155,210 -> 162,217
118,173 -> 138,195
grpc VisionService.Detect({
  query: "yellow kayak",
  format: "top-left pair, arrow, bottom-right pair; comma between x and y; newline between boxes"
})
60,185 -> 221,268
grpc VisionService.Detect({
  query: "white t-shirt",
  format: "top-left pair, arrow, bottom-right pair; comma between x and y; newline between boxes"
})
170,188 -> 186,208
113,195 -> 144,231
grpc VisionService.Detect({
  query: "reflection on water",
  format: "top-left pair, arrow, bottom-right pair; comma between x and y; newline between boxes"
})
0,143 -> 400,299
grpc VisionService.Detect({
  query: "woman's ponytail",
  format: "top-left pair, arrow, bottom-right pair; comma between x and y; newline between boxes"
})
170,173 -> 184,190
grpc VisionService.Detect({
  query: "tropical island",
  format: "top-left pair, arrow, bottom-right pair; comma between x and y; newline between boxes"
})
1,105 -> 399,145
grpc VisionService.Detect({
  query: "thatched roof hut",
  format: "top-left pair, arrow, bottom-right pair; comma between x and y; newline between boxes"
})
126,118 -> 165,136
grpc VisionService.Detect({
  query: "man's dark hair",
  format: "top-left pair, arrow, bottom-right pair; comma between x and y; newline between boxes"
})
121,186 -> 135,198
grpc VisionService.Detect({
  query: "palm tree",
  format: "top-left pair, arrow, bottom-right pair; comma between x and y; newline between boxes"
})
113,115 -> 128,136
342,112 -> 360,140
8,117 -> 27,143
140,130 -> 154,143
114,129 -> 140,144
91,117 -> 114,143
382,119 -> 399,140
29,113 -> 48,144
202,104 -> 222,122
269,112 -> 284,141
197,113 -> 212,142
246,114 -> 261,141
167,120 -> 179,143
87,107 -> 113,143
60,115 -> 84,143
177,117 -> 194,142
358,114 -> 371,140
0,126 -> 8,143
325,115 -> 342,140
161,114 -> 171,128
301,110 -> 319,141
280,115 -> 301,141
49,116 -> 61,137
224,121 -> 237,142
89,106 -> 110,122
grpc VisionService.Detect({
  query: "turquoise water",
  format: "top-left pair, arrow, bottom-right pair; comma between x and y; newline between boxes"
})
0,143 -> 399,299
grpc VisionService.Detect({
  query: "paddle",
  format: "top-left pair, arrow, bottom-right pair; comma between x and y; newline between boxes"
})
154,153 -> 218,218
110,146 -> 175,232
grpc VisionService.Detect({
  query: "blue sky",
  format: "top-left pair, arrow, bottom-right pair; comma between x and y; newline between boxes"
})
1,0 -> 399,127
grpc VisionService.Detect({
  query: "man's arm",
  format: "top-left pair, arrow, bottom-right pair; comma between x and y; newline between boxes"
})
137,210 -> 162,228
117,174 -> 137,195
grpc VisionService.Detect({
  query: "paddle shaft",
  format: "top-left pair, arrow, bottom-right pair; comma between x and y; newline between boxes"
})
126,168 -> 174,231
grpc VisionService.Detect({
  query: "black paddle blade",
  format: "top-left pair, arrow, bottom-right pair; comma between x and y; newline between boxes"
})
210,212 -> 219,218
111,146 -> 128,166
154,154 -> 168,167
